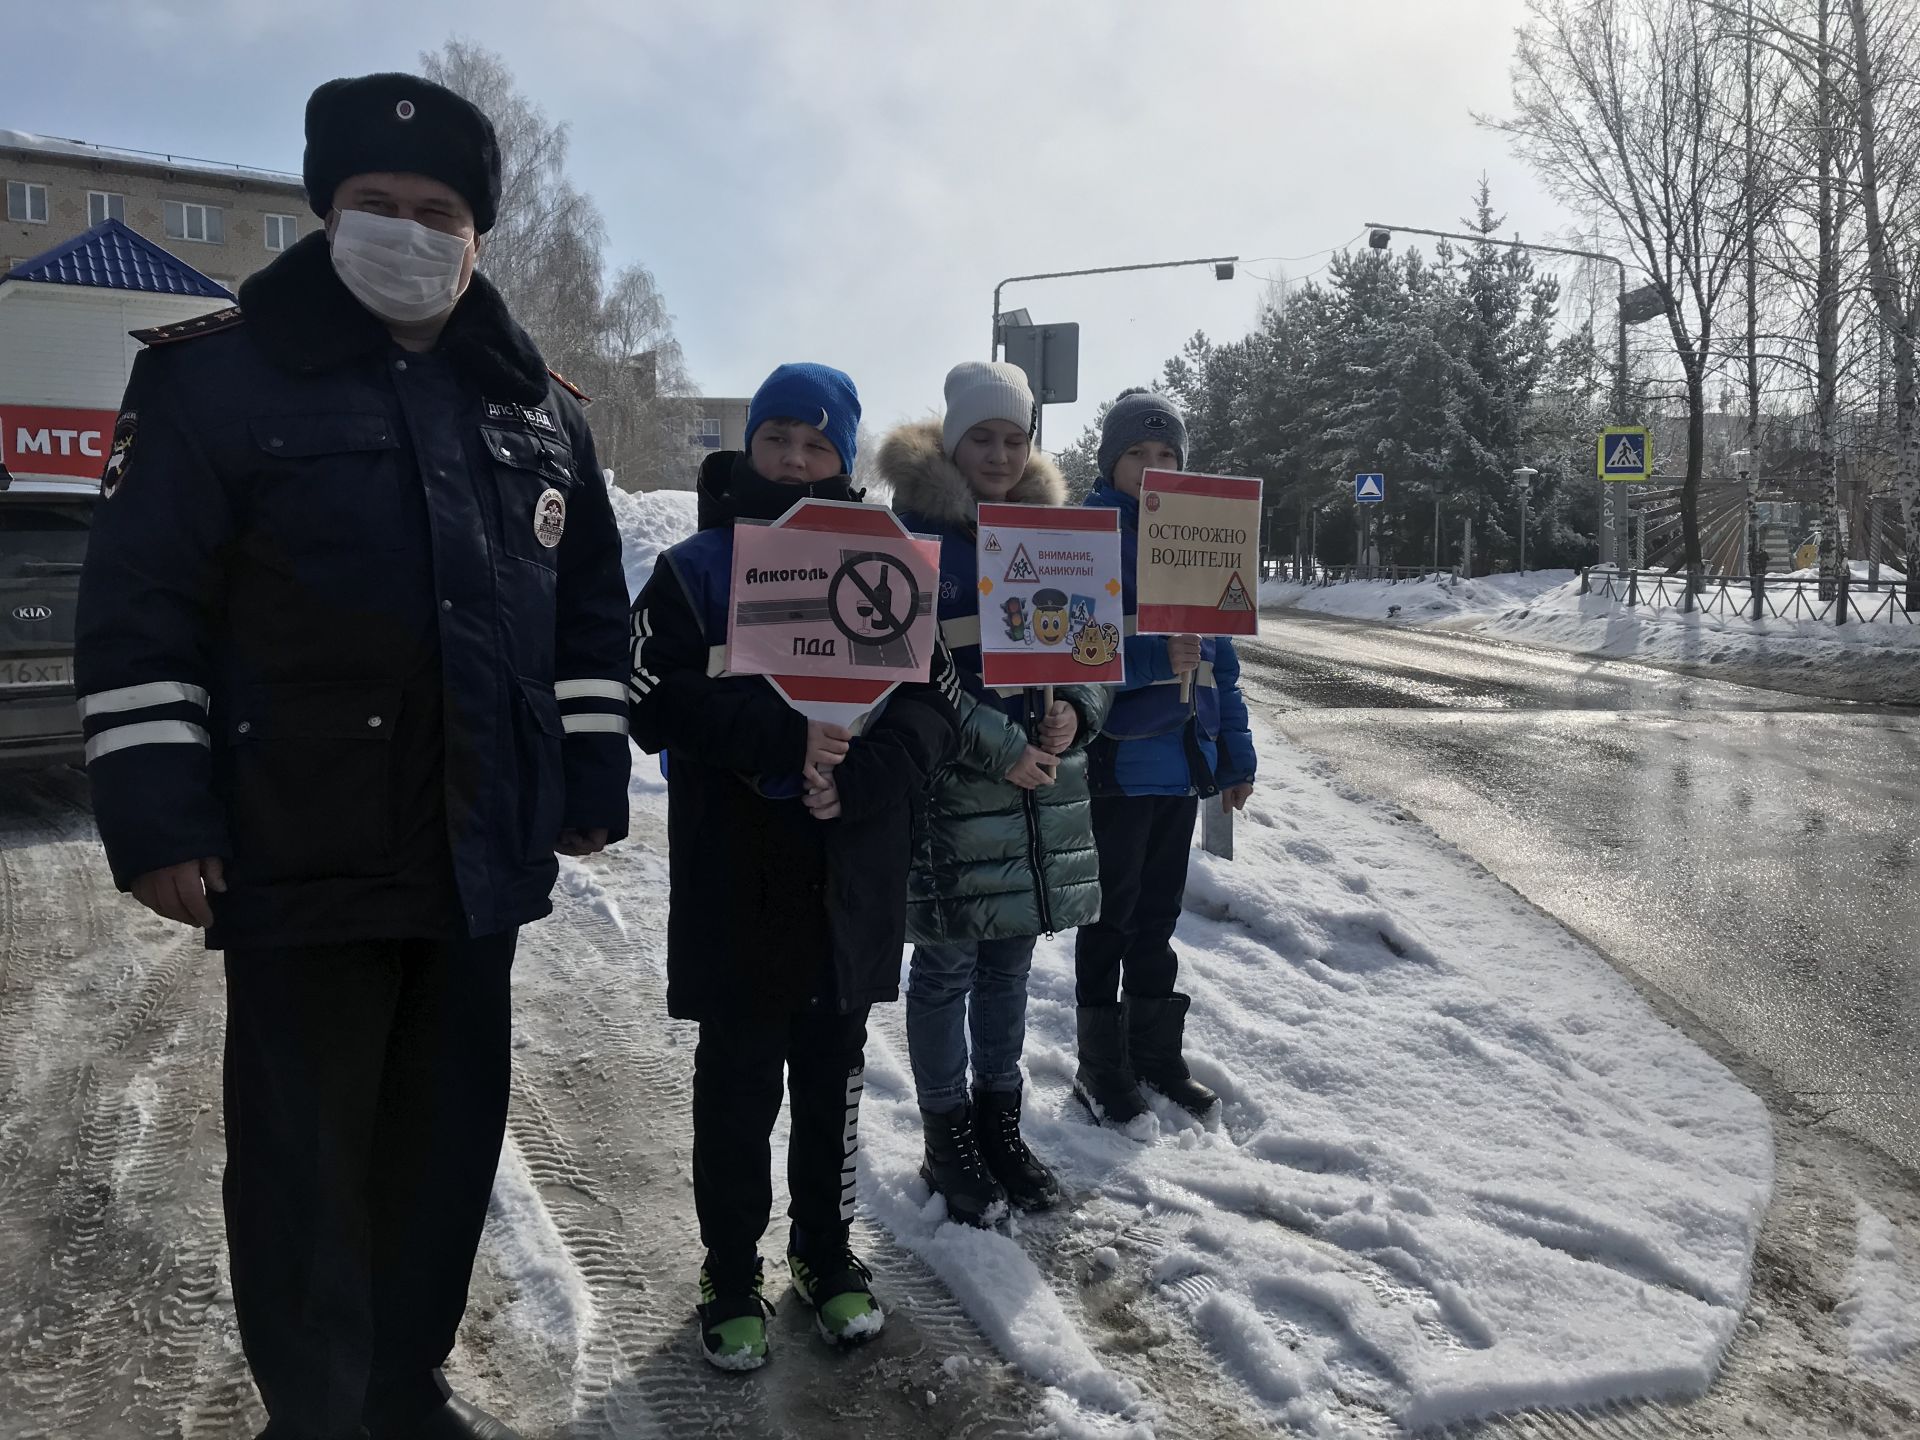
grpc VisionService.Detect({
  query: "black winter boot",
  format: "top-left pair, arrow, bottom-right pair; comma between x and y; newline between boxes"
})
1127,993 -> 1220,1119
369,1395 -> 524,1439
920,1104 -> 1008,1227
1072,1004 -> 1150,1126
972,1087 -> 1062,1211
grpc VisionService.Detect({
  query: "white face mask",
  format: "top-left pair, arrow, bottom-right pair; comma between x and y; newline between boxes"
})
328,207 -> 473,325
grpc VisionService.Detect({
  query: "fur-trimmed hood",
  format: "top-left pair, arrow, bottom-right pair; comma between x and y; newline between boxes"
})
236,232 -> 552,405
879,419 -> 1065,529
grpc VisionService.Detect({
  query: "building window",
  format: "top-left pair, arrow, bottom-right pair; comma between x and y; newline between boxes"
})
263,213 -> 299,252
164,200 -> 225,244
88,191 -> 125,225
690,418 -> 722,449
6,181 -> 49,224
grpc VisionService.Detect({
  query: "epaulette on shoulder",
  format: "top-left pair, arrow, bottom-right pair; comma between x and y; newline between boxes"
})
131,306 -> 246,347
547,366 -> 591,404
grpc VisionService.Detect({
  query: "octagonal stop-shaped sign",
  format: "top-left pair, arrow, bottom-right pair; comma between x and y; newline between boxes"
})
726,497 -> 941,727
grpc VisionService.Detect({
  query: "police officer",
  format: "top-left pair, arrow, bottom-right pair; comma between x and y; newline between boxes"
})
74,74 -> 631,1440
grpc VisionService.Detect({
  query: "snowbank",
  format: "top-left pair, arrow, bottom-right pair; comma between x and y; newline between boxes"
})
1476,575 -> 1920,699
843,722 -> 1773,1433
1258,570 -> 1573,627
588,505 -> 1774,1433
604,478 -> 699,600
1260,565 -> 1920,700
1836,1203 -> 1920,1373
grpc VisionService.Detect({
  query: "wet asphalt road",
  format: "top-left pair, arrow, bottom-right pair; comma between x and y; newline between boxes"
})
1239,612 -> 1920,1173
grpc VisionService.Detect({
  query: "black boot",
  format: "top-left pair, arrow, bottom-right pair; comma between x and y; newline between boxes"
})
1127,993 -> 1220,1119
1073,1004 -> 1150,1126
972,1087 -> 1062,1211
369,1395 -> 523,1440
920,1104 -> 1008,1227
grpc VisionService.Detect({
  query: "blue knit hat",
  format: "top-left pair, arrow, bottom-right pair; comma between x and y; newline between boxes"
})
1098,387 -> 1188,480
745,363 -> 862,475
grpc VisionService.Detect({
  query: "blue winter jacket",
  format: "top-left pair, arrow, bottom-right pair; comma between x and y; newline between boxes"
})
1084,483 -> 1257,797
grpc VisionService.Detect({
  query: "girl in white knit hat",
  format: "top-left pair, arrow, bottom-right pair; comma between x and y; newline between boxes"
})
875,362 -> 1111,1227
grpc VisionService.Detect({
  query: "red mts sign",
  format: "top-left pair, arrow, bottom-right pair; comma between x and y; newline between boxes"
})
0,405 -> 118,480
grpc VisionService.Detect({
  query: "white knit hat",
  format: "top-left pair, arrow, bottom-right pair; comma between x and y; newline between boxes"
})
942,361 -> 1037,459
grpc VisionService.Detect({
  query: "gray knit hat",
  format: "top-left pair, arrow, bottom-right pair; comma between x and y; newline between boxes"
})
942,361 -> 1037,459
1098,387 -> 1189,479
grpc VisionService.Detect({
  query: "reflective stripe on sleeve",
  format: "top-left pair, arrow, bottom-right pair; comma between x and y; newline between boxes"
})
76,681 -> 209,719
561,713 -> 629,736
555,679 -> 628,703
84,719 -> 211,764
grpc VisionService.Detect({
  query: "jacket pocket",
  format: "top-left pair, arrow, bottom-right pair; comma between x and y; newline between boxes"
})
223,683 -> 400,883
483,425 -> 578,571
248,413 -> 405,551
511,675 -> 566,862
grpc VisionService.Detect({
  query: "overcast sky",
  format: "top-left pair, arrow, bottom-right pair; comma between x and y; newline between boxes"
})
4,0 -> 1589,461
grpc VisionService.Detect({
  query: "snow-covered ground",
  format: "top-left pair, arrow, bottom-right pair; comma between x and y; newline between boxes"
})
840,728 -> 1777,1434
586,490 -> 1785,1434
7,485 -> 1913,1439
1259,567 -> 1920,703
1258,571 -> 1573,629
1836,1203 -> 1920,1375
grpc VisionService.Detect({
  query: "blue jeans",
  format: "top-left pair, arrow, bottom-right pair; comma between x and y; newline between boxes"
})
906,936 -> 1038,1112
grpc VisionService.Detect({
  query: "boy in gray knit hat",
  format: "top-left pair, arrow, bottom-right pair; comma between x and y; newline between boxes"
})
1075,389 -> 1256,1134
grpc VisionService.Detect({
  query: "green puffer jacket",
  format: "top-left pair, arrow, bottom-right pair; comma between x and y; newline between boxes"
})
881,420 -> 1113,944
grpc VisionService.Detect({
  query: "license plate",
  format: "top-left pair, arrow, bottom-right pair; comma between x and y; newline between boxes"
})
0,655 -> 74,689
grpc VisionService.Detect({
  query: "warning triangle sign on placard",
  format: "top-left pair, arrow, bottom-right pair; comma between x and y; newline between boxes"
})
984,533 -> 1002,553
1004,543 -> 1040,583
1217,571 -> 1253,612
1606,435 -> 1643,471
1356,475 -> 1384,501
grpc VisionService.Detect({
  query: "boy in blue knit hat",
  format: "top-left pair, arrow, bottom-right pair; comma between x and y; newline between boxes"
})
629,363 -> 960,1370
1077,388 -> 1257,1131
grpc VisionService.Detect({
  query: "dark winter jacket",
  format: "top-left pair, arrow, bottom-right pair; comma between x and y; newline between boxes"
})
74,233 -> 632,948
628,450 -> 961,1020
1084,482 -> 1256,798
883,421 -> 1110,942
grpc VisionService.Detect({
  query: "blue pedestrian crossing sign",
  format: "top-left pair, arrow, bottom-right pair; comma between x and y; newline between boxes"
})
1354,472 -> 1386,504
1598,427 -> 1652,481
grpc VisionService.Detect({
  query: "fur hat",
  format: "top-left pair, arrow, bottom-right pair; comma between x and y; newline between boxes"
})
304,73 -> 502,233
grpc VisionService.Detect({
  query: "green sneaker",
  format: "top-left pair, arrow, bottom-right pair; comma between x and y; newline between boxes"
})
787,1229 -> 885,1346
698,1255 -> 774,1372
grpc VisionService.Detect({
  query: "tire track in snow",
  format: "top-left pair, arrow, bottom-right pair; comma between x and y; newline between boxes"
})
1,774 -> 250,1439
476,848 -> 1041,1440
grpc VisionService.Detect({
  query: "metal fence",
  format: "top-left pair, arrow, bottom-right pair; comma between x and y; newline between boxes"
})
1579,567 -> 1918,626
1265,561 -> 1449,586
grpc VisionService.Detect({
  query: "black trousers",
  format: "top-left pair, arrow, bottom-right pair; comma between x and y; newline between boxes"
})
223,931 -> 516,1440
692,1003 -> 870,1285
1074,793 -> 1199,1007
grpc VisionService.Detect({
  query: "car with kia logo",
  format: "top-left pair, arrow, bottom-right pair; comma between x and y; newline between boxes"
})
0,467 -> 93,766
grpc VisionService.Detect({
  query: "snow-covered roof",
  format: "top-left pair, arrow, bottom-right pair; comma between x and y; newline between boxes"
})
5,219 -> 233,299
0,129 -> 302,192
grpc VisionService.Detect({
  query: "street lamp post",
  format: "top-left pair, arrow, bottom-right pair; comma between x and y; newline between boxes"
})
1733,449 -> 1764,576
1512,466 -> 1539,572
991,255 -> 1238,359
